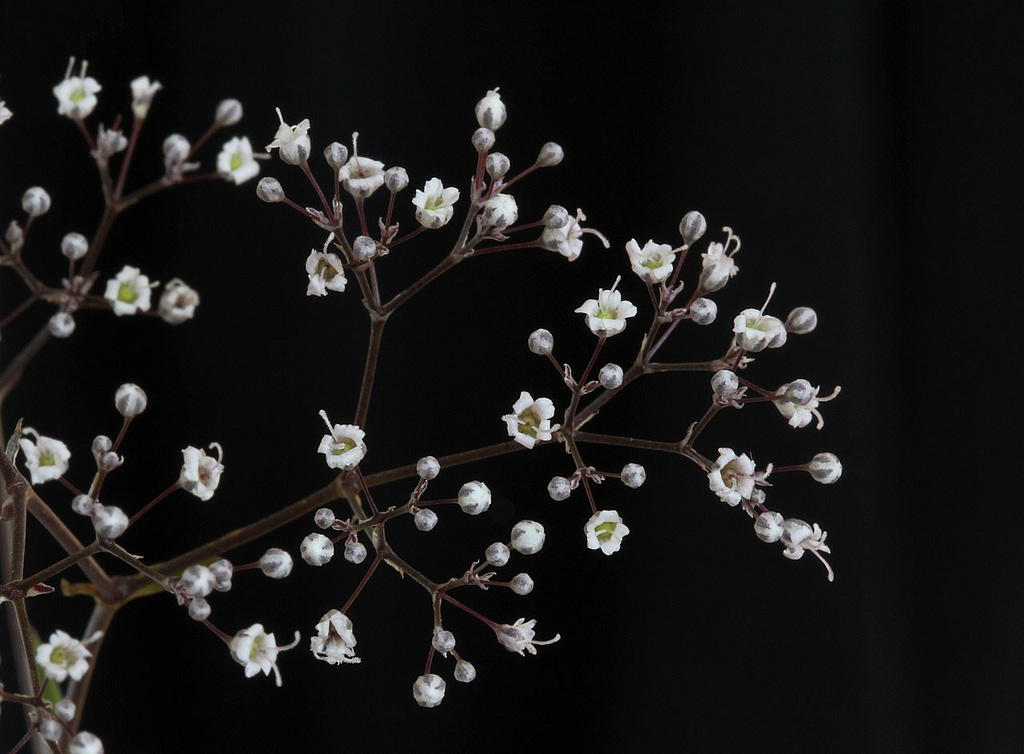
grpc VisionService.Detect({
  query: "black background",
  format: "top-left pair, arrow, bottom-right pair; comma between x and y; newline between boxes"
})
1,2 -> 1019,752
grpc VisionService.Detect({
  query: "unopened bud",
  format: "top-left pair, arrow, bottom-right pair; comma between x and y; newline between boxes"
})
115,383 -> 148,418
324,141 -> 349,170
22,187 -> 51,217
472,127 -> 495,154
215,98 -> 243,126
679,211 -> 707,244
528,328 -> 554,355
384,166 -> 409,192
48,312 -> 76,338
536,141 -> 563,167
786,306 -> 818,334
598,363 -> 623,389
689,297 -> 717,325
256,177 -> 285,203
61,232 -> 89,260
486,152 -> 510,179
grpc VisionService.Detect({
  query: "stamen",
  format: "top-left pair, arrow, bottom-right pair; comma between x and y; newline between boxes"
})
319,409 -> 334,433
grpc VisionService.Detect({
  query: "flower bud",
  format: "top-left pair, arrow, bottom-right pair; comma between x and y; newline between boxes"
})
786,306 -> 818,334
485,152 -> 510,179
324,141 -> 349,170
598,363 -> 623,389
215,98 -> 243,126
413,673 -> 446,708
621,463 -> 646,489
417,455 -> 440,480
353,235 -> 377,261
472,127 -> 495,153
188,597 -> 211,621
260,547 -> 294,577
432,629 -> 456,654
159,279 -> 200,325
547,476 -> 571,501
162,134 -> 191,164
344,539 -> 367,564
115,383 -> 148,418
179,565 -> 215,597
454,659 -> 477,683
384,166 -> 409,192
475,89 -> 506,130
61,232 -> 89,260
22,187 -> 51,217
486,541 -> 510,566
536,141 -> 564,167
482,193 -> 518,229
754,510 -> 784,543
314,507 -> 336,529
92,435 -> 112,457
678,211 -> 707,244
93,504 -> 128,539
48,312 -> 76,338
5,220 -> 23,246
69,731 -> 104,754
256,177 -> 285,203
458,481 -> 491,515
784,379 -> 815,406
72,494 -> 95,516
210,559 -> 233,591
807,452 -> 842,484
414,508 -> 438,531
54,699 -> 77,722
689,297 -> 717,325
98,451 -> 123,472
711,369 -> 739,398
528,328 -> 554,355
299,534 -> 333,567
510,520 -> 545,555
543,204 -> 569,229
40,719 -> 62,742
510,572 -> 534,595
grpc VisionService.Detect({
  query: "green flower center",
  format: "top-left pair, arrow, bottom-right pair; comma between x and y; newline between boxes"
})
39,451 -> 56,467
596,308 -> 617,319
594,521 -> 617,542
331,438 -> 355,455
230,153 -> 244,171
517,410 -> 540,438
70,88 -> 86,103
117,282 -> 138,303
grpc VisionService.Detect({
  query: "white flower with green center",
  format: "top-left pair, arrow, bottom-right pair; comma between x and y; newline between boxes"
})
584,510 -> 630,555
700,239 -> 739,292
53,58 -> 101,119
36,630 -> 92,683
265,107 -> 311,164
317,411 -> 367,470
707,447 -> 771,507
18,428 -> 71,484
575,278 -> 638,337
339,155 -> 386,198
217,136 -> 260,185
229,623 -> 300,686
103,265 -> 154,316
412,177 -> 460,229
626,238 -> 676,284
179,443 -> 225,501
502,391 -> 556,449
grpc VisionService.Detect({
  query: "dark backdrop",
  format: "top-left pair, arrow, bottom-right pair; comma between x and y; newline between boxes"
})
1,2 -> 1019,752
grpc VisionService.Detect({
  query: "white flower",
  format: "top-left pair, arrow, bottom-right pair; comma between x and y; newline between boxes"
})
217,136 -> 260,185
53,58 -> 101,119
36,630 -> 92,683
339,155 -> 386,198
317,411 -> 367,470
229,623 -> 300,686
305,248 -> 347,296
575,279 -> 638,337
482,193 -> 518,229
104,265 -> 154,316
585,510 -> 630,555
412,178 -> 460,229
733,308 -> 787,352
700,240 -> 738,292
626,238 -> 676,283
707,447 -> 771,507
0,100 -> 11,125
502,391 -> 556,449
780,519 -> 834,581
265,107 -> 311,164
179,443 -> 224,501
493,618 -> 560,656
129,75 -> 162,119
19,428 -> 70,484
540,206 -> 586,261
310,610 -> 361,665
158,279 -> 200,324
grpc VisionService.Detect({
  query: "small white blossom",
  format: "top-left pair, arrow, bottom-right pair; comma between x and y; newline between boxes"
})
510,520 -> 545,554
413,673 -> 446,708
129,75 -> 161,119
585,510 -> 630,555
575,279 -> 638,337
229,624 -> 300,686
310,609 -> 361,665
339,154 -> 386,198
158,279 -> 200,324
53,58 -> 101,119
19,428 -> 70,484
700,238 -> 739,292
104,265 -> 154,316
733,308 -> 787,352
502,391 -> 556,449
217,136 -> 260,185
36,630 -> 92,683
707,447 -> 771,507
412,178 -> 460,229
626,238 -> 676,283
265,107 -> 311,164
780,519 -> 834,581
317,412 -> 367,470
305,247 -> 347,296
493,618 -> 560,656
540,206 -> 586,261
179,443 -> 224,501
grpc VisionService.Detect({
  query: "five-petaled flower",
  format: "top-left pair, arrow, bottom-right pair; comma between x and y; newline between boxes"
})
493,618 -> 561,656
540,206 -> 587,261
317,411 -> 367,470
265,107 -> 311,164
129,75 -> 162,119
626,238 -> 676,284
584,510 -> 630,555
35,630 -> 92,683
575,278 -> 638,337
229,623 -> 300,687
700,239 -> 739,292
19,428 -> 71,484
412,178 -> 460,229
158,279 -> 200,324
179,443 -> 224,501
104,265 -> 154,316
217,136 -> 260,185
305,248 -> 347,296
502,391 -> 556,449
310,610 -> 361,665
53,58 -> 101,120
340,155 -> 386,198
707,447 -> 771,507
